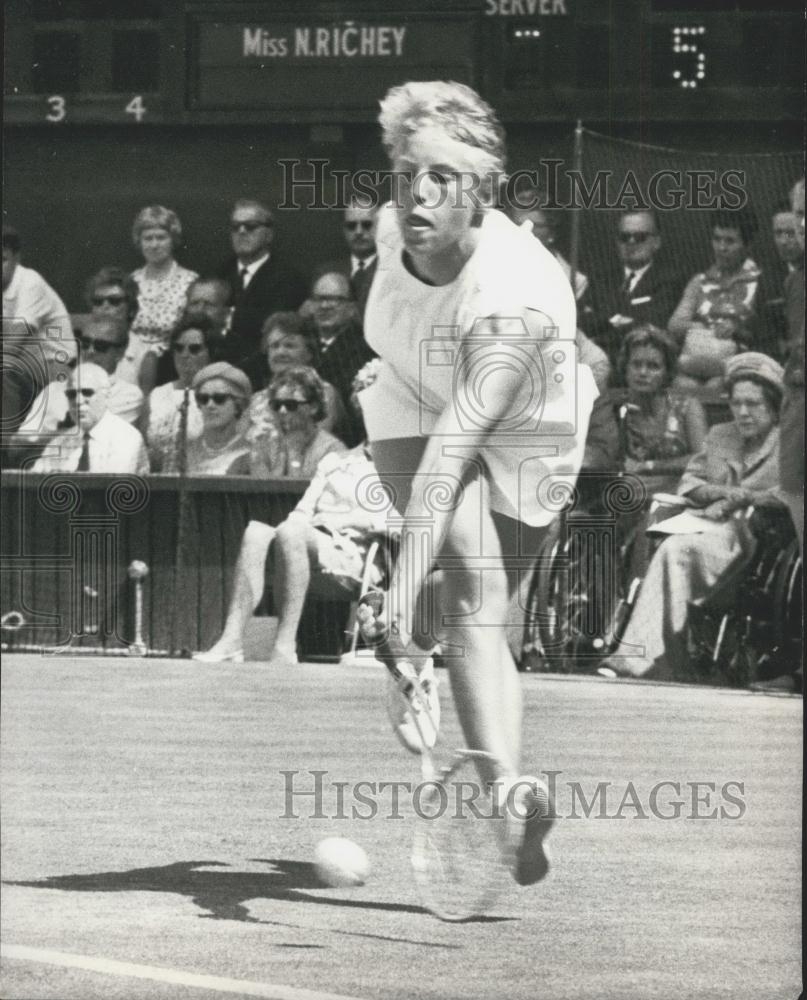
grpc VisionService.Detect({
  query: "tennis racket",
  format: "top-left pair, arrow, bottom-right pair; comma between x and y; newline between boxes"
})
358,591 -> 509,922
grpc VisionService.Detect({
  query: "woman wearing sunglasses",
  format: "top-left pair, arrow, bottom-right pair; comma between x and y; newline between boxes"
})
143,316 -> 222,472
184,362 -> 253,475
250,365 -> 346,478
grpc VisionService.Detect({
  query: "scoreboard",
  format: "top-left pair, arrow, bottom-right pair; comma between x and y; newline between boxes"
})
3,0 -> 804,125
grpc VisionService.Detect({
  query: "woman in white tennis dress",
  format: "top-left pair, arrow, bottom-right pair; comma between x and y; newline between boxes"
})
358,81 -> 597,886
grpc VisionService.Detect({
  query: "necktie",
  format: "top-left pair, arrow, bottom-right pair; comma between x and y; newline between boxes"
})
77,432 -> 91,472
238,266 -> 249,298
355,259 -> 365,274
623,271 -> 636,296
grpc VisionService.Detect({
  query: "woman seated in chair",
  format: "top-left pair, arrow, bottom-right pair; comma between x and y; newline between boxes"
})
667,208 -> 760,393
248,365 -> 346,478
613,324 -> 708,494
246,312 -> 347,440
194,363 -> 386,666
599,351 -> 785,679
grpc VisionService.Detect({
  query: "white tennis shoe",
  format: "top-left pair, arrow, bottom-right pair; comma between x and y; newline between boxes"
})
386,658 -> 441,754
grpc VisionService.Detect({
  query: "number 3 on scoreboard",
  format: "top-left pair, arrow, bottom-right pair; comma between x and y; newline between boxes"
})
46,96 -> 66,122
125,96 -> 147,122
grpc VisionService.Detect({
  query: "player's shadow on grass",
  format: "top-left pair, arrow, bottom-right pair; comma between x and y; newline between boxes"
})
5,858 -> 511,930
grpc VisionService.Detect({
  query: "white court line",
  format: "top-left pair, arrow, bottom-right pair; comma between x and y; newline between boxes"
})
1,944 -> 365,1000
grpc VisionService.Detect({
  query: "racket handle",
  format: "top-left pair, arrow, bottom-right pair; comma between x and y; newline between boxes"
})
357,591 -> 411,686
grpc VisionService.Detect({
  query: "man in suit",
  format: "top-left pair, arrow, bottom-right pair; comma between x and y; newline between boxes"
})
343,198 -> 379,318
580,209 -> 686,366
308,270 -> 376,444
218,199 -> 307,385
756,202 -> 803,361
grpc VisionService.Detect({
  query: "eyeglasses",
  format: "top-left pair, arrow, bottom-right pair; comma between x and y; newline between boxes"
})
345,221 -> 374,231
617,232 -> 653,244
79,337 -> 122,353
270,398 -> 308,413
65,388 -> 97,400
92,294 -> 126,307
173,343 -> 206,356
311,294 -> 351,304
196,392 -> 234,406
230,220 -> 271,233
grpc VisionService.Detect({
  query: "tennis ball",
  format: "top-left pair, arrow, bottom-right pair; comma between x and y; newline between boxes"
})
314,837 -> 370,888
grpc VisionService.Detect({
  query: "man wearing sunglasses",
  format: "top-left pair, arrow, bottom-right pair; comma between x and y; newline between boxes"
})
12,316 -> 143,452
581,209 -> 686,365
218,199 -> 307,382
31,363 -> 148,474
343,198 -> 379,318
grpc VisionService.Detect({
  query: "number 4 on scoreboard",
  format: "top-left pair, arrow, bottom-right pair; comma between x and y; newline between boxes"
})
125,96 -> 147,122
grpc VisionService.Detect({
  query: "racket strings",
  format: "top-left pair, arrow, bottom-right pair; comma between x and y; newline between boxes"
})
412,756 -> 508,922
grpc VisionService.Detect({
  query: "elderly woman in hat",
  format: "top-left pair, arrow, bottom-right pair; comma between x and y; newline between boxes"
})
599,351 -> 786,679
184,361 -> 252,475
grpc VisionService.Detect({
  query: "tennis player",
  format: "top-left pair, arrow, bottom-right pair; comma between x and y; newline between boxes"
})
357,81 -> 597,885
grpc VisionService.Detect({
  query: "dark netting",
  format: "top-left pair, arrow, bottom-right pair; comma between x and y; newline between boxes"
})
567,129 -> 803,360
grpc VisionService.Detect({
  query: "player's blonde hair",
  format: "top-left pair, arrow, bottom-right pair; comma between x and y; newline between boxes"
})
379,81 -> 506,198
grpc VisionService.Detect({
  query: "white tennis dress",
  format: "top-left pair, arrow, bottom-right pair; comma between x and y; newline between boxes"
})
360,203 -> 597,527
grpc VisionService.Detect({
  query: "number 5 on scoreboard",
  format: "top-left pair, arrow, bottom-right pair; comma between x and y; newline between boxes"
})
125,96 -> 147,122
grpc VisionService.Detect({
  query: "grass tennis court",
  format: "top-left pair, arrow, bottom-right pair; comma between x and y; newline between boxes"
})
1,654 -> 801,1000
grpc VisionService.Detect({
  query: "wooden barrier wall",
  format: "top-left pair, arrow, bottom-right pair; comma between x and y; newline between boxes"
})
0,472 -> 349,658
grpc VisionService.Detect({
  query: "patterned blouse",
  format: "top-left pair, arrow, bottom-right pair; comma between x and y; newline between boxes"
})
684,258 -> 761,346
623,392 -> 700,462
130,261 -> 199,349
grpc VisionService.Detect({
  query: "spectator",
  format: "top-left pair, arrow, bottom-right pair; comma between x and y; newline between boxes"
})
13,316 -> 143,448
752,178 -> 804,694
31,363 -> 149,474
2,227 -> 74,427
509,197 -> 588,301
249,365 -> 346,478
246,312 -> 347,441
82,266 -> 140,384
150,276 -> 231,388
3,337 -> 77,459
184,362 -> 252,475
756,202 -> 803,361
143,315 -> 219,472
306,270 -> 376,428
613,325 -> 708,488
194,389 -> 383,666
218,199 -> 308,381
581,210 -> 685,364
343,196 -> 379,317
576,327 -> 611,393
2,225 -> 73,348
668,208 -> 761,392
599,352 -> 784,680
129,205 -> 198,391
184,278 -> 232,339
